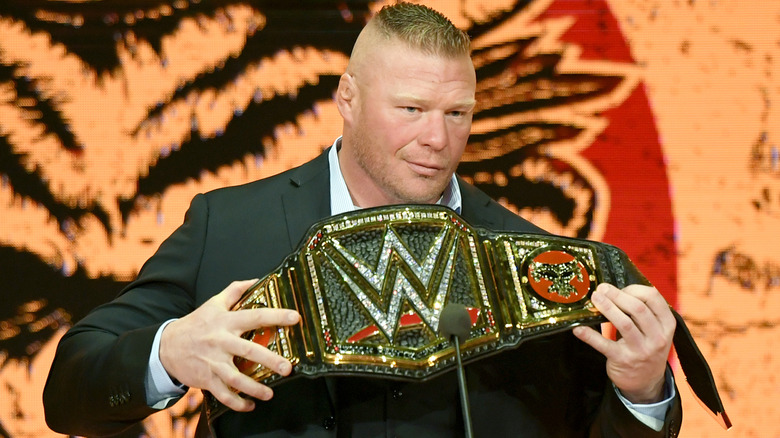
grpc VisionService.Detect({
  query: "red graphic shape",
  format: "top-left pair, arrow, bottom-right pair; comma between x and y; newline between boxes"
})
347,307 -> 481,343
538,0 -> 678,305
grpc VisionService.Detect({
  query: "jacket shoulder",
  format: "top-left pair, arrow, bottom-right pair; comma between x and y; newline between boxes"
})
457,176 -> 547,234
200,148 -> 330,203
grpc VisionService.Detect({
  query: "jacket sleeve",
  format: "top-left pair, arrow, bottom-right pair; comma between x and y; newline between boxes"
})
590,378 -> 682,437
43,194 -> 211,436
587,243 -> 684,436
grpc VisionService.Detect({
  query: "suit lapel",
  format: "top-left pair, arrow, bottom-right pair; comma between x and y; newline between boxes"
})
279,149 -> 340,420
458,175 -> 501,229
281,149 -> 332,250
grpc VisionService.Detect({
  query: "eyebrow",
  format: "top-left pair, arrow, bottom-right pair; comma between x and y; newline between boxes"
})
393,93 -> 476,109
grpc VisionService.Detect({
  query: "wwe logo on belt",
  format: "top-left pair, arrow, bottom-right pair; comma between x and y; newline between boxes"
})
326,225 -> 459,343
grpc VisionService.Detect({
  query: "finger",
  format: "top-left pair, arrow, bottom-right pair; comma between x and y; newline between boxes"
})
207,375 -> 257,412
572,325 -> 616,358
226,336 -> 294,376
615,286 -> 676,355
590,284 -> 645,344
620,285 -> 676,330
212,361 -> 275,404
598,284 -> 671,345
217,279 -> 261,309
229,308 -> 301,333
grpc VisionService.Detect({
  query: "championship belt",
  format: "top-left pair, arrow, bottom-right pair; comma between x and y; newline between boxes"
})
205,205 -> 730,429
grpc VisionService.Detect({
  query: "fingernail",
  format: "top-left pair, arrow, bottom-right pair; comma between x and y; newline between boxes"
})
287,312 -> 299,324
279,362 -> 291,375
591,291 -> 603,303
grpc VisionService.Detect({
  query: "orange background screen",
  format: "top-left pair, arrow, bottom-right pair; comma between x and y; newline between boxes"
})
1,1 -> 778,436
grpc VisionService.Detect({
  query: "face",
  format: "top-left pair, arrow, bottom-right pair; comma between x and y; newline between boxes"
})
337,38 -> 476,207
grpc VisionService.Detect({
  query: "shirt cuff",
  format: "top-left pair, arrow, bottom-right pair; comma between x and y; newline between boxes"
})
145,319 -> 188,409
614,368 -> 676,432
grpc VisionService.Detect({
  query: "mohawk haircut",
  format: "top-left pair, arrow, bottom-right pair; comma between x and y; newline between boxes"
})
373,2 -> 471,57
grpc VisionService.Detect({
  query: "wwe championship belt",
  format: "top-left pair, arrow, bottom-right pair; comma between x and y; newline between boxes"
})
205,205 -> 729,428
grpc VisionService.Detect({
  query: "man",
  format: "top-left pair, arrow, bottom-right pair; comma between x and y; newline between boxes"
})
44,3 -> 680,437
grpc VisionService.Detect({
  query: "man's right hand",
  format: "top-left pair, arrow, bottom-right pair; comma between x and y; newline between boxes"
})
159,279 -> 301,412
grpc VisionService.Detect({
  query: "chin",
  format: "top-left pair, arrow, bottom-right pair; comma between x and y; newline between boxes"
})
390,175 -> 449,204
400,189 -> 445,205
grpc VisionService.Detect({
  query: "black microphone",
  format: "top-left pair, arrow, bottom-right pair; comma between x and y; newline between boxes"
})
439,304 -> 474,438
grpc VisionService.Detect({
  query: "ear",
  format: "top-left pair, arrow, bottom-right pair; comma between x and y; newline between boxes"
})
336,72 -> 357,123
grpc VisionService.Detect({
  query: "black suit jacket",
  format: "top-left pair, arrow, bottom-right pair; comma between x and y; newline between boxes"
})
44,149 -> 682,437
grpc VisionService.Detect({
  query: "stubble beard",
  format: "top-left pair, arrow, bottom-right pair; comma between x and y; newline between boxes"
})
350,127 -> 449,206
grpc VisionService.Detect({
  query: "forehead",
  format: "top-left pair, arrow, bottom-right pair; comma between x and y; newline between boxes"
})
363,39 -> 476,95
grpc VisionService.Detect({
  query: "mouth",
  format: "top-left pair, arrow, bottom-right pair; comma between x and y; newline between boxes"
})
406,160 -> 444,177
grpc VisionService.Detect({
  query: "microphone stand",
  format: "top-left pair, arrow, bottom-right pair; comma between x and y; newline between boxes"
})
452,333 -> 474,438
440,304 -> 475,438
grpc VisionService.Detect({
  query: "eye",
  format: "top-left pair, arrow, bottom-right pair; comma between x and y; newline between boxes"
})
403,106 -> 420,113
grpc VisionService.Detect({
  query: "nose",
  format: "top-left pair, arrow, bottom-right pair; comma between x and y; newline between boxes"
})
418,112 -> 448,151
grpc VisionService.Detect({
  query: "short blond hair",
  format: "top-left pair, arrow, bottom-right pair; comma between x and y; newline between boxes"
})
371,2 -> 470,57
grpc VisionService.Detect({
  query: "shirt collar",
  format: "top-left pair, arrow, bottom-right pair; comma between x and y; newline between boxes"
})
328,137 -> 461,216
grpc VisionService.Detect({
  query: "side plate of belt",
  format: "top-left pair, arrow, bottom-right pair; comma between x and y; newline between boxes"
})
206,204 -> 730,428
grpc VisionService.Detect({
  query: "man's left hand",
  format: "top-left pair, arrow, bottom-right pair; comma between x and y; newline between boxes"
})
573,283 -> 676,404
